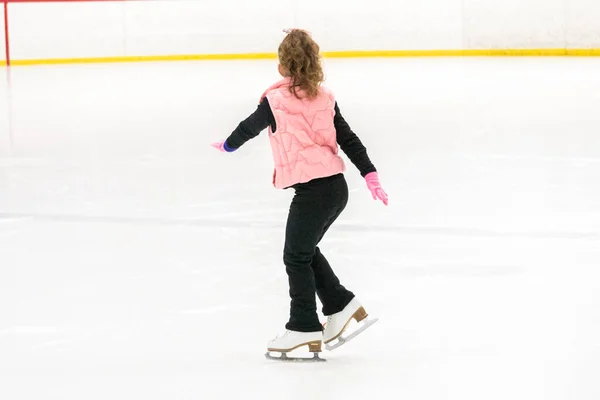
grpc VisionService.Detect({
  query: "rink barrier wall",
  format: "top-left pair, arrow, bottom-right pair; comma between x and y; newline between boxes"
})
2,0 -> 600,66
7,48 -> 600,66
2,0 -> 8,66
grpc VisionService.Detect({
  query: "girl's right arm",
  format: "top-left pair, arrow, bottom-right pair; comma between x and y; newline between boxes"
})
223,98 -> 275,151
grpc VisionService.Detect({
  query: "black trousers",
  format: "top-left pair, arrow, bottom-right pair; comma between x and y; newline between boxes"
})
283,173 -> 355,332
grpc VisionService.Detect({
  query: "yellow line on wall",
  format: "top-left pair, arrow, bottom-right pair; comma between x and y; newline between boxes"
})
325,49 -> 600,57
7,48 -> 600,66
10,53 -> 278,66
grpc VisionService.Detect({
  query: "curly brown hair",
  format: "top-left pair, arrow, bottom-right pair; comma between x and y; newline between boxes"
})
278,29 -> 324,99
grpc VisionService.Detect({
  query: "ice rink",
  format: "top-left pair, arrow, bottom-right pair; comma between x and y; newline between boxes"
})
1,58 -> 600,400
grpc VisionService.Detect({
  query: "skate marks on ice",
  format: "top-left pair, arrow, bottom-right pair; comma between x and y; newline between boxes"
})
0,212 -> 597,240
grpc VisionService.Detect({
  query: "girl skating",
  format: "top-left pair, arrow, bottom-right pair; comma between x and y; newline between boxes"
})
211,29 -> 388,361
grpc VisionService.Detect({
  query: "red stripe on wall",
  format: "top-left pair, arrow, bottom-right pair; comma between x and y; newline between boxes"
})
3,0 -> 9,66
5,0 -> 126,2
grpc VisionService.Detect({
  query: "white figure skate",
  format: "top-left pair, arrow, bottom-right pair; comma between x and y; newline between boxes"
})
264,330 -> 326,362
323,298 -> 378,351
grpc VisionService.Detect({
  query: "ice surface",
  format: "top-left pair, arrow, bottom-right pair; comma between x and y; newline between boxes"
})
1,58 -> 600,400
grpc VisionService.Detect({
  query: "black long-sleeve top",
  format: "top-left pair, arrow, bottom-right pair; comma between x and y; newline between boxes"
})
225,98 -> 377,177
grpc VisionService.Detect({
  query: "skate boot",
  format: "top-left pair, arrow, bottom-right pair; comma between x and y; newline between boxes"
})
265,330 -> 326,362
323,298 -> 379,351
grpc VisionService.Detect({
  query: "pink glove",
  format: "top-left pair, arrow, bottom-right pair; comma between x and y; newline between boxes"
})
211,141 -> 227,152
365,172 -> 388,206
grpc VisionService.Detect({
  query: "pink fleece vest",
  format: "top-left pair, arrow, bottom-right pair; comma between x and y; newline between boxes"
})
260,77 -> 346,189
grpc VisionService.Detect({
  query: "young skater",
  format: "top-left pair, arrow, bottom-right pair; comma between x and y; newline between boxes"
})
211,29 -> 388,358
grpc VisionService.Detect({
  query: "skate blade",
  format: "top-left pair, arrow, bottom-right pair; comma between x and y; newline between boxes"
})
325,317 -> 379,351
264,351 -> 326,362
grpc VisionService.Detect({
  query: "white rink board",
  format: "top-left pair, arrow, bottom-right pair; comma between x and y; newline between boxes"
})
5,0 -> 600,61
8,2 -> 126,60
463,0 -> 565,49
291,0 -> 464,51
1,4 -> 5,64
123,0 -> 294,55
565,0 -> 600,47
